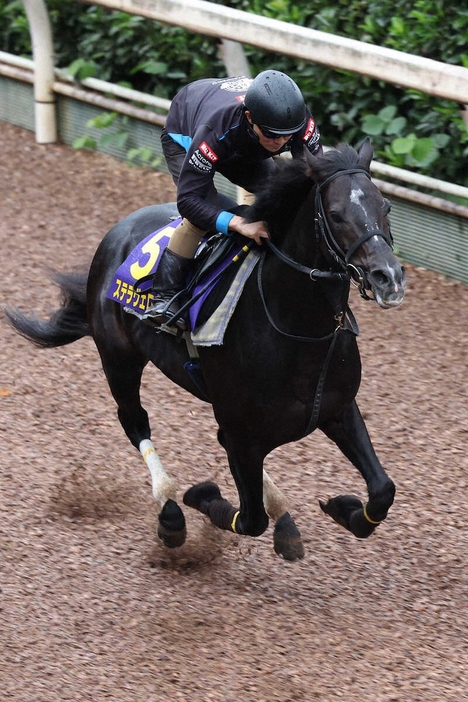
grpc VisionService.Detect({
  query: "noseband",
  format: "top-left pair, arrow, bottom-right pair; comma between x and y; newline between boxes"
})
314,168 -> 394,299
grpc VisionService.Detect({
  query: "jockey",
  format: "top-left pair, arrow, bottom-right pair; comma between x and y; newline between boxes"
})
145,69 -> 323,329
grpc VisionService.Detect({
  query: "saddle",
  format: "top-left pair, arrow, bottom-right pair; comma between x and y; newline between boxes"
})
183,233 -> 245,330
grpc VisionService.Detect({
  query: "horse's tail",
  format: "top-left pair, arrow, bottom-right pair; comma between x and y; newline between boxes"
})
4,270 -> 90,348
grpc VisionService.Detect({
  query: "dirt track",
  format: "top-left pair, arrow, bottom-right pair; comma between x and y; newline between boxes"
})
1,121 -> 467,701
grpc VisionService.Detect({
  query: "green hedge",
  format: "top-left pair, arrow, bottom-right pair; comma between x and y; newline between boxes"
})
1,0 -> 467,186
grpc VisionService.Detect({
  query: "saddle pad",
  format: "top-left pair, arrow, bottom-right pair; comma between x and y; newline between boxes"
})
191,249 -> 260,346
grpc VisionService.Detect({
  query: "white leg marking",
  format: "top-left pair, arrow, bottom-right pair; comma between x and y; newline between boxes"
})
139,439 -> 177,507
263,469 -> 289,521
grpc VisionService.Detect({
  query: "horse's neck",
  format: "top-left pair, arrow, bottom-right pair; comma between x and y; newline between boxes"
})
262,190 -> 349,334
273,189 -> 323,269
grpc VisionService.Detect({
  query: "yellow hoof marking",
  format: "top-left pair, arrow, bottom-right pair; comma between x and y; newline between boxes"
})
363,503 -> 381,525
231,511 -> 240,533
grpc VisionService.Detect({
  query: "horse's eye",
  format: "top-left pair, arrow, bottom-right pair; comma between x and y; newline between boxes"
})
382,199 -> 391,215
329,211 -> 343,224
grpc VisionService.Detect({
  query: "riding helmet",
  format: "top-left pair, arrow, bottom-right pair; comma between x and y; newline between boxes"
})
244,70 -> 306,135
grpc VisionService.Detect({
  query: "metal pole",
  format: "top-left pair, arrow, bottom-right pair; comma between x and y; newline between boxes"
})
22,0 -> 57,143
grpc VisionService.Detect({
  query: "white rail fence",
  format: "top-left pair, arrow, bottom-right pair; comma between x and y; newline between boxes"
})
85,0 -> 468,102
7,1 -> 467,205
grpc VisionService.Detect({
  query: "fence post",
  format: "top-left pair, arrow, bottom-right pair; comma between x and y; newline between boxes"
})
22,0 -> 57,143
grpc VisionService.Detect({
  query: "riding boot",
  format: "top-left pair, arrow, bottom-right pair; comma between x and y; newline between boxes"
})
144,248 -> 192,330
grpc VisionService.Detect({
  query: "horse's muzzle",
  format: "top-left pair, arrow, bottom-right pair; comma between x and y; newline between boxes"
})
368,264 -> 406,309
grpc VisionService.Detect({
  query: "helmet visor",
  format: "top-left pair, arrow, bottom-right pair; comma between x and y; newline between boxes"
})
258,120 -> 305,138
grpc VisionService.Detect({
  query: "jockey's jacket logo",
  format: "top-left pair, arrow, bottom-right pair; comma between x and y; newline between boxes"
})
217,77 -> 252,92
200,142 -> 218,162
190,151 -> 212,172
302,118 -> 316,142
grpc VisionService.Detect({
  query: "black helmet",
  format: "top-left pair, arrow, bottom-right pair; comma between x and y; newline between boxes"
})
244,70 -> 306,135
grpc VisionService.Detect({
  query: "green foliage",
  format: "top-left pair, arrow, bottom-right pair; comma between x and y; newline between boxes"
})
73,112 -> 161,169
127,145 -> 162,168
360,105 -> 451,169
0,0 -> 31,54
221,0 -> 468,185
67,58 -> 98,81
46,3 -> 225,97
72,135 -> 97,150
2,0 -> 467,184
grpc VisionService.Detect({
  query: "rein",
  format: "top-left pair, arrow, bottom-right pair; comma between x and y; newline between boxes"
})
265,239 -> 348,283
257,252 -> 357,342
259,239 -> 358,436
259,170 -> 381,341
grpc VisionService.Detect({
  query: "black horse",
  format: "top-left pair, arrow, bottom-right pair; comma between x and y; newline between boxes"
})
6,139 -> 406,561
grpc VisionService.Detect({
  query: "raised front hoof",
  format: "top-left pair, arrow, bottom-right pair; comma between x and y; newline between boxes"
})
319,495 -> 376,539
183,481 -> 222,514
273,512 -> 304,561
157,499 -> 187,548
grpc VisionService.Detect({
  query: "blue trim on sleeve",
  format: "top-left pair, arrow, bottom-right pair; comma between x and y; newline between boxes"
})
168,133 -> 192,151
216,211 -> 235,235
218,123 -> 241,141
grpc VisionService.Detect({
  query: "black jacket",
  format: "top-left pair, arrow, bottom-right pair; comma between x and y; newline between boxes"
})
164,76 -> 322,234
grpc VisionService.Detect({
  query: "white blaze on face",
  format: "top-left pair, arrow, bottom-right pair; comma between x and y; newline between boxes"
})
350,187 -> 379,233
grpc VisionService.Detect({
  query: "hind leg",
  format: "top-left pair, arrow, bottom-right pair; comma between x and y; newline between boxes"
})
139,439 -> 187,547
98,347 -> 187,547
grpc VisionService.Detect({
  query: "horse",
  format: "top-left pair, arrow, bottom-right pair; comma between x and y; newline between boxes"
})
5,138 -> 406,562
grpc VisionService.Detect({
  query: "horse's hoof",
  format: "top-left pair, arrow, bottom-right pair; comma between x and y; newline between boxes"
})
157,499 -> 187,548
183,481 -> 222,514
319,495 -> 363,531
273,512 -> 305,561
157,523 -> 187,548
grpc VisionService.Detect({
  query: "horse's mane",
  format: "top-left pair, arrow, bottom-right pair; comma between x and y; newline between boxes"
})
246,143 -> 364,239
312,142 -> 366,181
246,158 -> 311,229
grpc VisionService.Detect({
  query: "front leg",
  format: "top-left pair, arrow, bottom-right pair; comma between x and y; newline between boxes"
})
319,400 -> 395,538
184,435 -> 269,541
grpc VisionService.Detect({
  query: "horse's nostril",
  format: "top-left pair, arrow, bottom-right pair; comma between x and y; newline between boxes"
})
371,265 -> 406,292
371,269 -> 391,288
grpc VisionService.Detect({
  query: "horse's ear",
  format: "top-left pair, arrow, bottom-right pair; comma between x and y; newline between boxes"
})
357,137 -> 374,171
304,148 -> 323,180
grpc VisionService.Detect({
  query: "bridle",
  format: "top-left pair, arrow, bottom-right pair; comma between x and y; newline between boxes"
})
166,167 -> 392,334
260,165 -> 396,338
265,167 -> 394,301
314,167 -> 394,299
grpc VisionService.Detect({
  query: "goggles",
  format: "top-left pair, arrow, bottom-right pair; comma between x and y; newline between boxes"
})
257,125 -> 294,140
